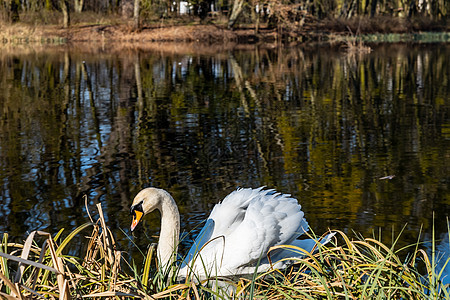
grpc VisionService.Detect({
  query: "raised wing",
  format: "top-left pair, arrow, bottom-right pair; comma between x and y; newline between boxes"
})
181,187 -> 308,277
180,187 -> 261,269
218,189 -> 308,272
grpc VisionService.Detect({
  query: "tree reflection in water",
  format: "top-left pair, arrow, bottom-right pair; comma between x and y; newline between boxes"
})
0,44 -> 448,262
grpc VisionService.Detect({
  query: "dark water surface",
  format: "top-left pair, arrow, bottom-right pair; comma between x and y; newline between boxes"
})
0,43 -> 449,259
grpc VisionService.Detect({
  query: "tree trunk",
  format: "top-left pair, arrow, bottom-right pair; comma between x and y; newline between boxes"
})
346,0 -> 356,18
252,2 -> 260,34
133,0 -> 140,30
8,0 -> 20,23
228,0 -> 244,29
60,0 -> 70,28
74,0 -> 84,13
370,0 -> 378,17
255,8 -> 260,34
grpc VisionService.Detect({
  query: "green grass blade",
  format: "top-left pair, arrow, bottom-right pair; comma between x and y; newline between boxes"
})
142,243 -> 156,289
56,222 -> 93,256
0,233 -> 10,294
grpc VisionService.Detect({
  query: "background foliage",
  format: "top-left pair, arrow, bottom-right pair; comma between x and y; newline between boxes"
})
1,0 -> 449,30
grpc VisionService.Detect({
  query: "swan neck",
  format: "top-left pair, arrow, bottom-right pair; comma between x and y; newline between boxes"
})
157,193 -> 180,270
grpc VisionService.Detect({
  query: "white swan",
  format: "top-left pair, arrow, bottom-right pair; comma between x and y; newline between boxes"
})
130,187 -> 334,279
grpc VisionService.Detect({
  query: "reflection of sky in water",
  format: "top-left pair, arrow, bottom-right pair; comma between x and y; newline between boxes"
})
436,234 -> 450,288
423,233 -> 450,291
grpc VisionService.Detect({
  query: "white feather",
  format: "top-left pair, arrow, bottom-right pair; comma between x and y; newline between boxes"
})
130,187 -> 334,280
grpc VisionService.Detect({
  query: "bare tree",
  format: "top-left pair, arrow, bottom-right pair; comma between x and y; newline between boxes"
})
228,0 -> 245,28
60,0 -> 70,28
134,0 -> 140,29
74,0 -> 84,13
5,0 -> 20,23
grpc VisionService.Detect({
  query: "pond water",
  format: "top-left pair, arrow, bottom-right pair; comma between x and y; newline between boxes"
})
0,43 -> 449,261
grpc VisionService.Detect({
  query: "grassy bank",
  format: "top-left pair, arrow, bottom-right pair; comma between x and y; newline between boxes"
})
0,202 -> 449,299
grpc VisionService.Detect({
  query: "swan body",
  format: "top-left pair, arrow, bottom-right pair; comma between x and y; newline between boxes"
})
130,187 -> 333,280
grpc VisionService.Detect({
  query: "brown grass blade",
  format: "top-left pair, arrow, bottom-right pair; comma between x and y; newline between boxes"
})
84,195 -> 94,224
0,272 -> 20,298
81,291 -> 141,298
14,283 -> 23,300
14,231 -> 37,283
150,284 -> 189,298
0,291 -> 19,300
0,252 -> 59,274
190,281 -> 200,300
19,283 -> 47,299
96,203 -> 114,265
29,237 -> 52,291
33,231 -> 71,300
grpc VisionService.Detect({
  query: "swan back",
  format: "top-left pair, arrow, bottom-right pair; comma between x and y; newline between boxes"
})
180,187 -> 308,278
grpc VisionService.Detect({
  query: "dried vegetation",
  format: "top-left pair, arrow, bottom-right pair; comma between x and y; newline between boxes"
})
1,202 -> 449,299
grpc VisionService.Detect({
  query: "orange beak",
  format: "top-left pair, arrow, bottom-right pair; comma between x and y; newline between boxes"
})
131,210 -> 143,231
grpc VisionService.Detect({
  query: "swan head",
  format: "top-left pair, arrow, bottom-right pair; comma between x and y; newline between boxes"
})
130,188 -> 165,231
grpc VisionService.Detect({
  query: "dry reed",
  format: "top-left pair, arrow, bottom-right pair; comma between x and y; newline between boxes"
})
1,201 -> 448,299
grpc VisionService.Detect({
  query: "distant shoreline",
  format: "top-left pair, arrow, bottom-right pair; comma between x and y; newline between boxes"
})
1,18 -> 450,45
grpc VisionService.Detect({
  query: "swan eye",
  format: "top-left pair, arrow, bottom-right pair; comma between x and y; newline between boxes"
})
130,201 -> 143,216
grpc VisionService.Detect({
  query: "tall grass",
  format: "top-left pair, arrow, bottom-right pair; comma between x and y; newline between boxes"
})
247,228 -> 450,299
0,201 -> 142,299
1,202 -> 449,299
